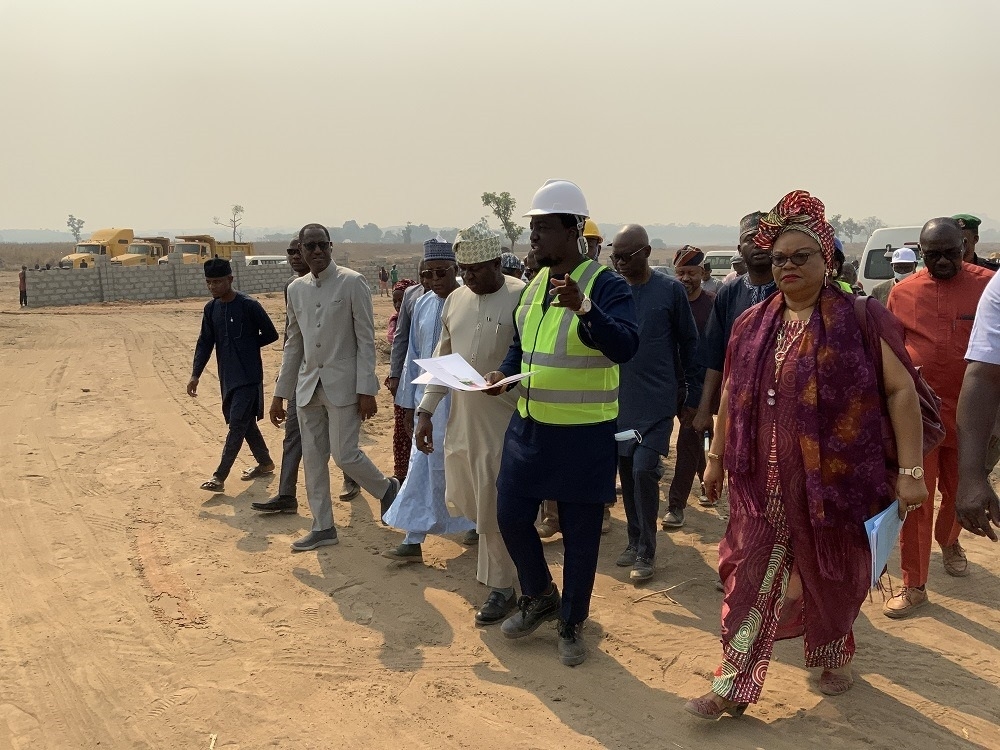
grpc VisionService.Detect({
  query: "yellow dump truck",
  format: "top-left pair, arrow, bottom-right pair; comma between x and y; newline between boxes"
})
111,237 -> 171,266
158,235 -> 255,265
59,228 -> 134,268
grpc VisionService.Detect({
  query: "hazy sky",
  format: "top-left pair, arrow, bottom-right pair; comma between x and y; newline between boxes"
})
3,0 -> 999,234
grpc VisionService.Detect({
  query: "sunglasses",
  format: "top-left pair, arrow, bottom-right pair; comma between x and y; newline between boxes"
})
922,248 -> 963,262
419,267 -> 456,280
286,247 -> 302,255
301,240 -> 331,252
770,250 -> 820,267
610,246 -> 646,264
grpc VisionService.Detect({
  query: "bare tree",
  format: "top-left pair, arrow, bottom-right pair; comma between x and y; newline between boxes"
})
860,216 -> 886,238
828,213 -> 843,238
67,215 -> 85,242
213,205 -> 245,242
482,191 -> 525,250
841,218 -> 863,242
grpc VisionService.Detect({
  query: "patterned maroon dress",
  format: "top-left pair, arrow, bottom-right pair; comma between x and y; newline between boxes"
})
714,318 -> 869,703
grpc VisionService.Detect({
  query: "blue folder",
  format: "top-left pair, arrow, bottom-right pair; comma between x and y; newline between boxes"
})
865,500 -> 904,589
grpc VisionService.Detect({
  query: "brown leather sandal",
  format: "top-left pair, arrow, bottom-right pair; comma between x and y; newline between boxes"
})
683,694 -> 748,720
240,464 -> 275,480
819,670 -> 854,696
200,477 -> 224,492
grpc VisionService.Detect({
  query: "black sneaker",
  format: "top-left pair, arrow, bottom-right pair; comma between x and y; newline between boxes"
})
615,545 -> 637,567
290,527 -> 339,552
251,495 -> 298,514
500,585 -> 560,639
630,557 -> 654,582
381,542 -> 423,563
557,620 -> 586,666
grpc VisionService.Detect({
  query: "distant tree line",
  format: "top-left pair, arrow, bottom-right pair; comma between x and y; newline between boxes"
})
829,214 -> 886,242
261,221 -> 463,245
255,210 -> 889,248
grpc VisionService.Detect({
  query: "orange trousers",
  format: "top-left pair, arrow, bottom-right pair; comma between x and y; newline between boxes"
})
899,445 -> 962,588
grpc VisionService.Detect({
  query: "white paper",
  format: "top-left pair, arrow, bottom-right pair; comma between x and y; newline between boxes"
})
413,353 -> 535,392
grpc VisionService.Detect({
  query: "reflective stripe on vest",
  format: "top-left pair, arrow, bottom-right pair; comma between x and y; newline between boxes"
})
514,259 -> 619,425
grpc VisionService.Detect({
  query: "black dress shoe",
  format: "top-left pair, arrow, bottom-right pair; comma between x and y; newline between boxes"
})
251,495 -> 298,513
380,477 -> 401,519
475,589 -> 517,626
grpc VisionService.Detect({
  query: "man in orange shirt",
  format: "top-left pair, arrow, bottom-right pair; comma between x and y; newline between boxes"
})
883,217 -> 994,618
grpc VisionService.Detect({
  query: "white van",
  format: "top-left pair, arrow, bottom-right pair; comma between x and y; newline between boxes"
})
704,249 -> 735,279
245,255 -> 288,266
858,227 -> 922,293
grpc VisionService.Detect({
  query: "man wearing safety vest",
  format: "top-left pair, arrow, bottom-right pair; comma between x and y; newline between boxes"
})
485,179 -> 639,666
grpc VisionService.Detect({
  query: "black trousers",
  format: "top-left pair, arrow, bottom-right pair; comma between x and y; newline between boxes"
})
498,493 -> 604,625
277,394 -> 302,497
19,290 -> 27,306
618,445 -> 663,560
214,385 -> 272,480
667,424 -> 708,511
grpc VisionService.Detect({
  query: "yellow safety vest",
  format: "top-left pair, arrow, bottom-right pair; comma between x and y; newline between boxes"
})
514,259 -> 619,425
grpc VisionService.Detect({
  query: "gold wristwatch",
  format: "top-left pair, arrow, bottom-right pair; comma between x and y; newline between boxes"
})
899,466 -> 924,480
574,296 -> 592,316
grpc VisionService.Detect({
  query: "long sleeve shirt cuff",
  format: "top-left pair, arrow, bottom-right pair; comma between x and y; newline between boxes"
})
417,386 -> 447,415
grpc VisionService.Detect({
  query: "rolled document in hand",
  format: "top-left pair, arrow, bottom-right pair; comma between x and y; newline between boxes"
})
615,429 -> 641,443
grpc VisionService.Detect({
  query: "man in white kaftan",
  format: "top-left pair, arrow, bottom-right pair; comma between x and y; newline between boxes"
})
414,219 -> 523,625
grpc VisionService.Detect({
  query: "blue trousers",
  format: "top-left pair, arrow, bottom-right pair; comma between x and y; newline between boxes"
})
497,493 -> 604,625
618,445 -> 663,560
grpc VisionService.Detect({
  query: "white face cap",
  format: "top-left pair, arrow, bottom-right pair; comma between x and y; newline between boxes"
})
891,248 -> 917,264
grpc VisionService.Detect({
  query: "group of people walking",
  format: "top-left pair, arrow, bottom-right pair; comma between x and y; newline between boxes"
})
185,180 -> 1000,720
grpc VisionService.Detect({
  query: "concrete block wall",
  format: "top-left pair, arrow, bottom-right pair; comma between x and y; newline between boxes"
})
23,267 -> 102,307
230,253 -> 294,296
26,252 -> 292,308
105,264 -> 177,302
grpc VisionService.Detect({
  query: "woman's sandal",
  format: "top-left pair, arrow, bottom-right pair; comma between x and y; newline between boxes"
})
683,694 -> 748,720
241,464 -> 275,481
200,477 -> 224,492
819,670 -> 854,696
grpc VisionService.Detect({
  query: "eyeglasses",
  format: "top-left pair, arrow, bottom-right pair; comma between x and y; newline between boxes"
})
523,268 -> 538,280
286,247 -> 301,255
770,250 -> 820,268
301,240 -> 331,252
610,246 -> 647,264
419,267 -> 456,280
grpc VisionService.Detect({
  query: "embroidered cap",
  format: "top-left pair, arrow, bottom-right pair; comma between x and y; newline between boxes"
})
454,219 -> 502,264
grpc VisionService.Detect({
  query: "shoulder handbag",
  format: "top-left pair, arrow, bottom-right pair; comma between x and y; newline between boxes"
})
853,296 -> 946,459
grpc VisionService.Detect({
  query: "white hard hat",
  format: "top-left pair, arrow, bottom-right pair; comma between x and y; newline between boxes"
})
523,179 -> 590,218
891,248 -> 917,264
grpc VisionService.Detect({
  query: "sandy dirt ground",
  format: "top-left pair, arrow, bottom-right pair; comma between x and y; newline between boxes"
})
0,271 -> 998,750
